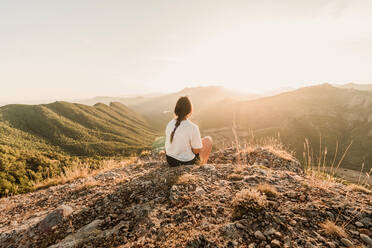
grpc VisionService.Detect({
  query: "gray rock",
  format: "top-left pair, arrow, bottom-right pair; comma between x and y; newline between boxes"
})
340,238 -> 353,247
201,164 -> 216,171
219,223 -> 238,239
360,234 -> 372,246
326,211 -> 335,220
360,217 -> 371,226
50,219 -> 104,248
38,205 -> 73,232
355,221 -> 364,228
95,171 -> 121,180
254,230 -> 266,240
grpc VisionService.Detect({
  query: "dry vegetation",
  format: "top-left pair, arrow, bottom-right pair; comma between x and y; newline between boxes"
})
227,173 -> 244,181
256,183 -> 278,197
347,184 -> 371,194
34,157 -> 137,191
176,173 -> 198,185
320,220 -> 348,238
232,188 -> 268,219
75,179 -> 102,191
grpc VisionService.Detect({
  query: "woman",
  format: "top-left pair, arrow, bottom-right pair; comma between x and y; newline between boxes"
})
165,96 -> 212,166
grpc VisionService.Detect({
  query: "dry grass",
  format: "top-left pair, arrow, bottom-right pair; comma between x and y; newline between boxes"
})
176,173 -> 198,185
140,150 -> 151,156
233,164 -> 245,174
75,179 -> 102,191
34,157 -> 137,191
0,198 -> 12,212
232,188 -> 267,219
303,177 -> 336,191
320,220 -> 348,238
347,184 -> 371,194
228,173 -> 244,181
256,183 -> 278,197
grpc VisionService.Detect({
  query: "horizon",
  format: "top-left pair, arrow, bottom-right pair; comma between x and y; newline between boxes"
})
2,0 -> 372,103
1,82 -> 372,106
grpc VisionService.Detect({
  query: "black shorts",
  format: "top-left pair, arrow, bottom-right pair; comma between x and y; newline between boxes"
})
166,154 -> 200,167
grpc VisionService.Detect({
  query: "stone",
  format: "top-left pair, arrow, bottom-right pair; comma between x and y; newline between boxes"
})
201,164 -> 216,171
360,217 -> 371,227
326,211 -> 335,220
289,220 -> 297,226
340,238 -> 353,247
325,242 -> 336,248
254,230 -> 266,240
271,239 -> 281,248
95,171 -> 121,180
49,219 -> 104,248
235,222 -> 245,229
360,234 -> 372,246
195,186 -> 205,196
38,205 -> 73,232
219,223 -> 238,239
355,221 -> 364,228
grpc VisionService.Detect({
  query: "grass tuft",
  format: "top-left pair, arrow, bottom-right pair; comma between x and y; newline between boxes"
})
256,183 -> 278,197
232,188 -> 267,219
75,179 -> 101,191
228,173 -> 244,181
320,220 -> 347,238
176,173 -> 198,185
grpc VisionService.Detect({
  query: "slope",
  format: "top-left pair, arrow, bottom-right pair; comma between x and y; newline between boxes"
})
0,101 -> 155,196
196,84 -> 372,171
0,148 -> 371,247
0,101 -> 155,156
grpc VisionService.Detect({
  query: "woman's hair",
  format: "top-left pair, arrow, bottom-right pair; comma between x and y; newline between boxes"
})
170,96 -> 192,143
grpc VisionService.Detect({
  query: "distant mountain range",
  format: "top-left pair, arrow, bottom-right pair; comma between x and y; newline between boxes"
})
75,86 -> 259,130
195,84 -> 372,171
336,82 -> 372,91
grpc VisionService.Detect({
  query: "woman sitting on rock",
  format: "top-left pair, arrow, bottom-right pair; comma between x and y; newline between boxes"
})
165,96 -> 212,166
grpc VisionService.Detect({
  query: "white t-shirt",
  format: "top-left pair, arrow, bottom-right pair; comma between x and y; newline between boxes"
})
165,119 -> 203,161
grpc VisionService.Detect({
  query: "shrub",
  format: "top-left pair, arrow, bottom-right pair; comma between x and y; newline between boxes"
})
232,188 -> 267,219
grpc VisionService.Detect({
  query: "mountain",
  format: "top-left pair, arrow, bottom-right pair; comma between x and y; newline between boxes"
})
126,86 -> 259,130
262,87 -> 295,96
0,101 -> 155,196
76,86 -> 259,130
336,83 -> 372,91
0,101 -> 155,156
196,84 -> 372,171
1,148 -> 371,247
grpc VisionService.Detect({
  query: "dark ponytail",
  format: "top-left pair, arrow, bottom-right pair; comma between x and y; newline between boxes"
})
170,96 -> 192,143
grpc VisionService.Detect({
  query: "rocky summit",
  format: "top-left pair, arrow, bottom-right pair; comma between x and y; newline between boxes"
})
0,147 -> 371,248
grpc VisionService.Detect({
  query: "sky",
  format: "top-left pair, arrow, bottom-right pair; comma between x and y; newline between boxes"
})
1,0 -> 372,103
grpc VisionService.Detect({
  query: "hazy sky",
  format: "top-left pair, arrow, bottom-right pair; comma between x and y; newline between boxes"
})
1,0 -> 372,102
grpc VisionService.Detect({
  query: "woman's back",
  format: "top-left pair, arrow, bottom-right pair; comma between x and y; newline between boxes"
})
165,119 -> 202,162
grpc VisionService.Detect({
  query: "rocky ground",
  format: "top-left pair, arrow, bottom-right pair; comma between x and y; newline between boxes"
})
0,147 -> 371,248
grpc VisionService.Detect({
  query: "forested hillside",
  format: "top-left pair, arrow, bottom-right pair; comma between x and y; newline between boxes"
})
0,101 -> 155,196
